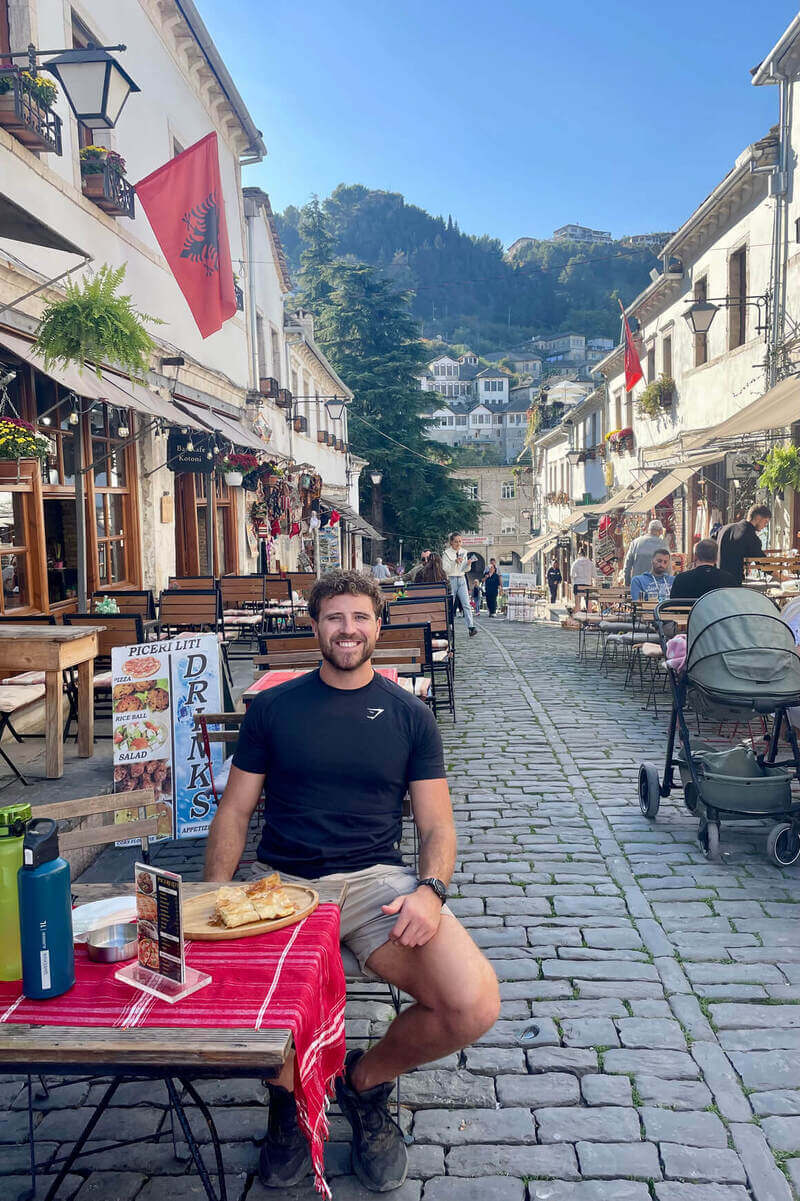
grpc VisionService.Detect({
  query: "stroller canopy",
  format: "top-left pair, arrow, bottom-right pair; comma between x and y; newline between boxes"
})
685,587 -> 800,711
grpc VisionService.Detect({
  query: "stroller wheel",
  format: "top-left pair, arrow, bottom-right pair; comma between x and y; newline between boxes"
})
638,763 -> 661,819
766,823 -> 800,867
684,783 -> 699,814
698,819 -> 721,862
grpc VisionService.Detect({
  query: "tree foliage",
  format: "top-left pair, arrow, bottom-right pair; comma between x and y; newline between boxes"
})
297,210 -> 480,555
276,185 -> 659,349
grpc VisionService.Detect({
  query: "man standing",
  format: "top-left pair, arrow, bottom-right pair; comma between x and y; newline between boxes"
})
204,571 -> 498,1192
442,533 -> 478,637
623,520 -> 669,586
546,556 -> 562,604
630,548 -> 674,601
717,505 -> 771,584
371,557 -> 390,581
570,546 -> 595,611
671,538 -> 737,600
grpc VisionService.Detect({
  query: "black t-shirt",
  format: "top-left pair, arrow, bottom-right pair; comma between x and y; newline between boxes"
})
670,564 -> 737,600
717,520 -> 764,584
232,670 -> 445,877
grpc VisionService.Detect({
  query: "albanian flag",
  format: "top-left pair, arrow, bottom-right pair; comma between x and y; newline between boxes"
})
620,300 -> 643,392
135,133 -> 236,338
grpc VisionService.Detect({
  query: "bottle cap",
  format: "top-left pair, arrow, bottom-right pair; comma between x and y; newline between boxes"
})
0,802 -> 31,839
22,818 -> 60,868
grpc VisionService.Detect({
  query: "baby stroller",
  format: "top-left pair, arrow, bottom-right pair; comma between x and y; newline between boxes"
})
638,588 -> 800,865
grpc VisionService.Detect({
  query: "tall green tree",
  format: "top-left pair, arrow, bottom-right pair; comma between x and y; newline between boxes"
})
300,233 -> 480,554
296,196 -> 337,311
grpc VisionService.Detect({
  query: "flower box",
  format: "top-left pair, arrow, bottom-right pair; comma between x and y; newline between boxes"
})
223,471 -> 243,487
317,431 -> 329,444
294,416 -> 308,434
0,70 -> 62,155
81,162 -> 135,219
0,458 -> 39,483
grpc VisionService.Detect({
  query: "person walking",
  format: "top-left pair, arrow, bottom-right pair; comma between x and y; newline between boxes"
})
442,533 -> 478,637
717,505 -> 771,585
546,557 -> 562,605
483,559 -> 502,617
623,520 -> 669,586
371,558 -> 390,581
570,547 -> 595,611
471,576 -> 482,614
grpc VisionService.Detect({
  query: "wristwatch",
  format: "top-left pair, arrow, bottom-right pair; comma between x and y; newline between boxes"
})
418,877 -> 448,904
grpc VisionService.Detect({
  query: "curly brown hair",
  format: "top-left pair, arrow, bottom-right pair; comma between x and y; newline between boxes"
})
307,570 -> 384,621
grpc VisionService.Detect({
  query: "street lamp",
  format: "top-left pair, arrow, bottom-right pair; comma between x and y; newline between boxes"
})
370,470 -> 383,486
566,448 -> 582,466
682,293 -> 771,339
682,300 -> 719,336
5,42 -> 139,129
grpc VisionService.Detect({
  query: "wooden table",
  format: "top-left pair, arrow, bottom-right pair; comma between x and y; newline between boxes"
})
0,624 -> 104,778
0,879 -> 347,1201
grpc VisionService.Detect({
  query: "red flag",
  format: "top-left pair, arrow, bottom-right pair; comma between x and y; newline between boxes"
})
620,300 -> 643,391
135,133 -> 236,338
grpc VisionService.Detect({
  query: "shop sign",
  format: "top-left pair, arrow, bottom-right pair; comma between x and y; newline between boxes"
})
318,526 -> 341,573
557,535 -> 572,549
167,430 -> 214,474
461,536 -> 489,547
111,633 -> 223,843
507,572 -> 534,588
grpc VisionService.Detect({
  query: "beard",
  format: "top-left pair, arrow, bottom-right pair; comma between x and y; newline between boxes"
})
318,629 -> 376,672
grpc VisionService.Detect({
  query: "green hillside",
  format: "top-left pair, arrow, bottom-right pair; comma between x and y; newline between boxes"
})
276,185 -> 660,352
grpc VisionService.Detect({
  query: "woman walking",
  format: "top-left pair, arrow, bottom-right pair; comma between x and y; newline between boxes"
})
442,532 -> 478,637
484,558 -> 502,617
546,556 -> 562,604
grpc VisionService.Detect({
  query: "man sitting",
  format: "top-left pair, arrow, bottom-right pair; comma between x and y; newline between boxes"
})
671,538 -> 736,600
203,570 -> 499,1193
630,548 -> 674,601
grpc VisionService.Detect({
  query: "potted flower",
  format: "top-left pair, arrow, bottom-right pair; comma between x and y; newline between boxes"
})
637,375 -> 675,419
0,68 -> 61,153
0,415 -> 51,481
215,451 -> 259,487
757,444 -> 800,494
79,147 -> 134,217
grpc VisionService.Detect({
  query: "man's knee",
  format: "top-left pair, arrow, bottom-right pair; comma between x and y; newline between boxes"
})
439,968 -> 500,1046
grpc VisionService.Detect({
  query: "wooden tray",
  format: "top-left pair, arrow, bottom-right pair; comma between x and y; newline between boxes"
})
183,885 -> 318,941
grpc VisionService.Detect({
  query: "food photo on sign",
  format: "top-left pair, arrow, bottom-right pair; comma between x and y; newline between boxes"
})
111,634 -> 223,844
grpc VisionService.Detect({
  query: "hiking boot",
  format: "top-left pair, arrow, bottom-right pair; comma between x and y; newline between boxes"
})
258,1083 -> 312,1188
335,1049 -> 408,1192
469,626 -> 477,637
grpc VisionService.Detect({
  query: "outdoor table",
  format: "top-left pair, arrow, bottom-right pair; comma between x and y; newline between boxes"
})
0,623 -> 104,778
244,666 -> 399,704
0,878 -> 347,1201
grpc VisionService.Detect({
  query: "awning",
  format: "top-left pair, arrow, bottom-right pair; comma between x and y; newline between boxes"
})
625,450 -> 725,514
0,329 -> 206,431
683,373 -> 800,452
174,398 -> 266,450
521,533 -> 557,564
579,486 -> 636,515
321,494 -> 385,541
0,192 -> 87,256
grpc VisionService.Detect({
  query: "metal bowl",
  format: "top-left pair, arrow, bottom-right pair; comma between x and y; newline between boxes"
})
86,922 -> 138,963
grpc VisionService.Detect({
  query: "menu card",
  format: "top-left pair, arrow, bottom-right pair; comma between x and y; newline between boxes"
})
134,863 -> 185,984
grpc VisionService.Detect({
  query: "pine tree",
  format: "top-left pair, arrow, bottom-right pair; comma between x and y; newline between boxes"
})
296,196 -> 336,311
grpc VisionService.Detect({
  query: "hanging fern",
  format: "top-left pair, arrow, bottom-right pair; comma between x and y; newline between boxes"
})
757,444 -> 800,494
33,264 -> 160,380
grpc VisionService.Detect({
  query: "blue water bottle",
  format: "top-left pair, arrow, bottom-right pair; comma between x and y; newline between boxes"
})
18,819 -> 75,1000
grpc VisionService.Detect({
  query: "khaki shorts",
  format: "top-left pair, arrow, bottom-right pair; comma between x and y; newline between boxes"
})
251,861 -> 453,979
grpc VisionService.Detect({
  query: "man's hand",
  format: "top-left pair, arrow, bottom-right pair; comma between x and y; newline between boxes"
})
382,886 -> 443,948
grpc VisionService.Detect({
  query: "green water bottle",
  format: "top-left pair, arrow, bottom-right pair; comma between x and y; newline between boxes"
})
0,802 -> 31,981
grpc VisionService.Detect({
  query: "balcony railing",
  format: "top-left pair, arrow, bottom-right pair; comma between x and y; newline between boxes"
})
0,70 -> 62,155
81,162 -> 135,218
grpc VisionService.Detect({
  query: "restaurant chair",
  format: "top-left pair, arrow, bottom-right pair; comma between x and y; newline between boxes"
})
63,613 -> 146,738
378,623 -> 442,713
386,598 -> 455,713
157,589 -> 222,637
263,578 -> 295,632
168,575 -> 217,590
219,575 -> 267,655
91,589 -> 157,621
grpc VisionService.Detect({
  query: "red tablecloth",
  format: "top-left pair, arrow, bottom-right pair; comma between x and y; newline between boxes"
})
249,666 -> 398,695
0,904 -> 345,1196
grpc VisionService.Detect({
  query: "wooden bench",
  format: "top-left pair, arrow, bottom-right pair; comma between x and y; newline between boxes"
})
157,589 -> 221,635
34,788 -> 158,869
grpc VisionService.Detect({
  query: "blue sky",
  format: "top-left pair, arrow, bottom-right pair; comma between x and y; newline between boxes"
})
200,1 -> 798,248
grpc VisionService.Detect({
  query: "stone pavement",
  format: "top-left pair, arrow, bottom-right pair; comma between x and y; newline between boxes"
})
4,616 -> 800,1199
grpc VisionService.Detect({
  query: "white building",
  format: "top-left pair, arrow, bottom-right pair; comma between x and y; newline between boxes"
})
552,225 -> 612,244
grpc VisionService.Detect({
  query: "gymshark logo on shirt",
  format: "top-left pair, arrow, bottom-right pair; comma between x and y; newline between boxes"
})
366,708 -> 384,721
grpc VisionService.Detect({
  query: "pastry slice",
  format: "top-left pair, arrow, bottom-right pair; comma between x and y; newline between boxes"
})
245,873 -> 281,899
215,885 -> 260,928
249,888 -> 297,921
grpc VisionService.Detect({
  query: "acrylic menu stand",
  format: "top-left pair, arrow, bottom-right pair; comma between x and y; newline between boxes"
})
115,960 -> 211,1004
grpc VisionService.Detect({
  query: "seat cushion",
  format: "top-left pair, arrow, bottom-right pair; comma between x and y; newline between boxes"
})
1,671 -> 46,686
600,621 -> 633,632
432,649 -> 449,662
0,684 -> 45,713
641,642 -> 663,658
93,670 -> 113,689
431,638 -> 449,650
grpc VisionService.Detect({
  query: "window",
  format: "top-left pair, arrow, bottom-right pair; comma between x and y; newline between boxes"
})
729,247 -> 747,349
72,15 -> 102,150
625,392 -> 633,430
694,275 -> 708,366
614,390 -> 622,430
484,381 -> 491,392
501,518 -> 516,535
256,313 -> 267,379
456,415 -> 467,426
463,482 -> 478,500
501,481 -> 515,499
270,327 -> 281,379
438,417 -> 449,428
663,334 -> 672,379
0,492 -> 31,612
0,1 -> 10,58
647,345 -> 656,383
90,405 -> 132,588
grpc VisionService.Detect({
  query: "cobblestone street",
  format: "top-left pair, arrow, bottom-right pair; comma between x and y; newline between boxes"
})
5,616 -> 800,1200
